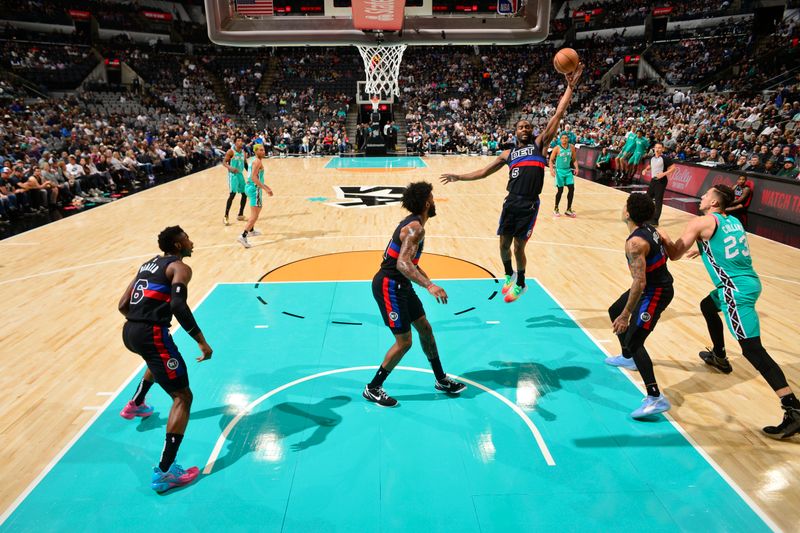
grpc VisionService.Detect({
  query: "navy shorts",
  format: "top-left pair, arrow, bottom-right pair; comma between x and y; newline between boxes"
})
123,321 -> 189,392
497,195 -> 540,240
372,273 -> 425,334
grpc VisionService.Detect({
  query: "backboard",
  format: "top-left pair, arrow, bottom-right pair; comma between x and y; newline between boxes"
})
205,0 -> 550,47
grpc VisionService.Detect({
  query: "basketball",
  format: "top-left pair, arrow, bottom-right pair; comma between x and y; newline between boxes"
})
553,48 -> 580,74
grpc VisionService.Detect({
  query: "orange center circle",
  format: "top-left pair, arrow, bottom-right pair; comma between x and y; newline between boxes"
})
261,251 -> 494,282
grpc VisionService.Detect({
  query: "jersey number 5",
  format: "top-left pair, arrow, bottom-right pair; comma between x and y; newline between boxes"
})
131,279 -> 149,305
723,235 -> 750,259
511,168 -> 520,179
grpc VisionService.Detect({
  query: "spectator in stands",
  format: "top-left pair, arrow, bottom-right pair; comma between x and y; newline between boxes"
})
777,157 -> 799,179
741,155 -> 763,173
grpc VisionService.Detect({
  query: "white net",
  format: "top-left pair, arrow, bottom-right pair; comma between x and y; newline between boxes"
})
356,43 -> 407,98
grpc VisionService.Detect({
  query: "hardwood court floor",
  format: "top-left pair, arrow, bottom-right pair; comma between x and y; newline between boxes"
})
1,156 -> 798,530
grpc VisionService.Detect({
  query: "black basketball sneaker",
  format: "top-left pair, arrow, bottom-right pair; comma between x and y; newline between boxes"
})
699,348 -> 733,374
363,385 -> 398,407
763,407 -> 800,439
435,376 -> 466,394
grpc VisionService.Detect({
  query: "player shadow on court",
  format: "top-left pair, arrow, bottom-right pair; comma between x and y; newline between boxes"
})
525,314 -> 580,329
327,313 -> 494,332
244,229 -> 334,248
459,361 -> 590,421
394,361 -> 592,421
560,208 -> 613,220
135,406 -> 228,433
328,312 -> 387,328
210,395 -> 351,473
259,210 -> 311,220
656,355 -> 800,406
572,431 -> 690,449
432,316 -> 493,332
556,308 -> 701,330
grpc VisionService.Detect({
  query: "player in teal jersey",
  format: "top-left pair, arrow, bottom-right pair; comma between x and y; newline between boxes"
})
548,124 -> 577,150
614,127 -> 637,181
660,184 -> 800,439
549,133 -> 578,217
625,130 -> 649,182
238,144 -> 273,249
222,137 -> 248,225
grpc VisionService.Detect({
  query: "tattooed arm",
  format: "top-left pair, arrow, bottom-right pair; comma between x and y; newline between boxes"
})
612,236 -> 648,334
397,221 -> 448,304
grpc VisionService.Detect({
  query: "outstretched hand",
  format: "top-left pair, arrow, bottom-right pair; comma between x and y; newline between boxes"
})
440,174 -> 459,184
612,312 -> 630,335
427,283 -> 448,304
565,62 -> 585,89
196,341 -> 213,362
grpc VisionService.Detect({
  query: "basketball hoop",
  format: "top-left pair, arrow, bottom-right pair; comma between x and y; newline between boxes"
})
370,95 -> 381,111
356,43 -> 407,97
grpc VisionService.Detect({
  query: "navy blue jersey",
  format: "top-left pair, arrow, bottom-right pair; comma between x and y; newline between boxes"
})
627,224 -> 673,288
506,143 -> 547,198
126,255 -> 179,325
379,214 -> 424,279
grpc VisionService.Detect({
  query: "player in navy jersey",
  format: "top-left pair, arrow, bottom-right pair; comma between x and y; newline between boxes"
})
606,193 -> 674,418
118,226 -> 213,492
365,182 -> 466,407
441,63 -> 584,303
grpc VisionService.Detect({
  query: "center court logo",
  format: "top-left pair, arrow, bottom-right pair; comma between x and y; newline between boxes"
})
326,186 -> 404,208
167,358 -> 180,370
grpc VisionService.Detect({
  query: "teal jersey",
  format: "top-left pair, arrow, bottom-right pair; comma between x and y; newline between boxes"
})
229,148 -> 246,176
633,136 -> 649,154
621,131 -> 637,151
555,145 -> 573,171
247,156 -> 264,183
698,213 -> 760,290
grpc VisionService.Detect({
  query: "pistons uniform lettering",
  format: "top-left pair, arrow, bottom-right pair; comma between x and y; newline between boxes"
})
506,145 -> 546,197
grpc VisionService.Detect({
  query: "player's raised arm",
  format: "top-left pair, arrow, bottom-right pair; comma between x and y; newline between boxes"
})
538,63 -> 584,149
440,151 -> 508,183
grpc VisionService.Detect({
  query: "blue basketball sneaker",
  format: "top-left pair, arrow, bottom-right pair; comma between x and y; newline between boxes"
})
151,463 -> 200,493
604,355 -> 637,371
631,395 -> 671,419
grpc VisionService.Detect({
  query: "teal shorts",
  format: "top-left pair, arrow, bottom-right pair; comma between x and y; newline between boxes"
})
245,181 -> 262,208
617,149 -> 632,160
628,152 -> 645,165
708,277 -> 762,340
229,172 -> 246,194
555,170 -> 574,187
